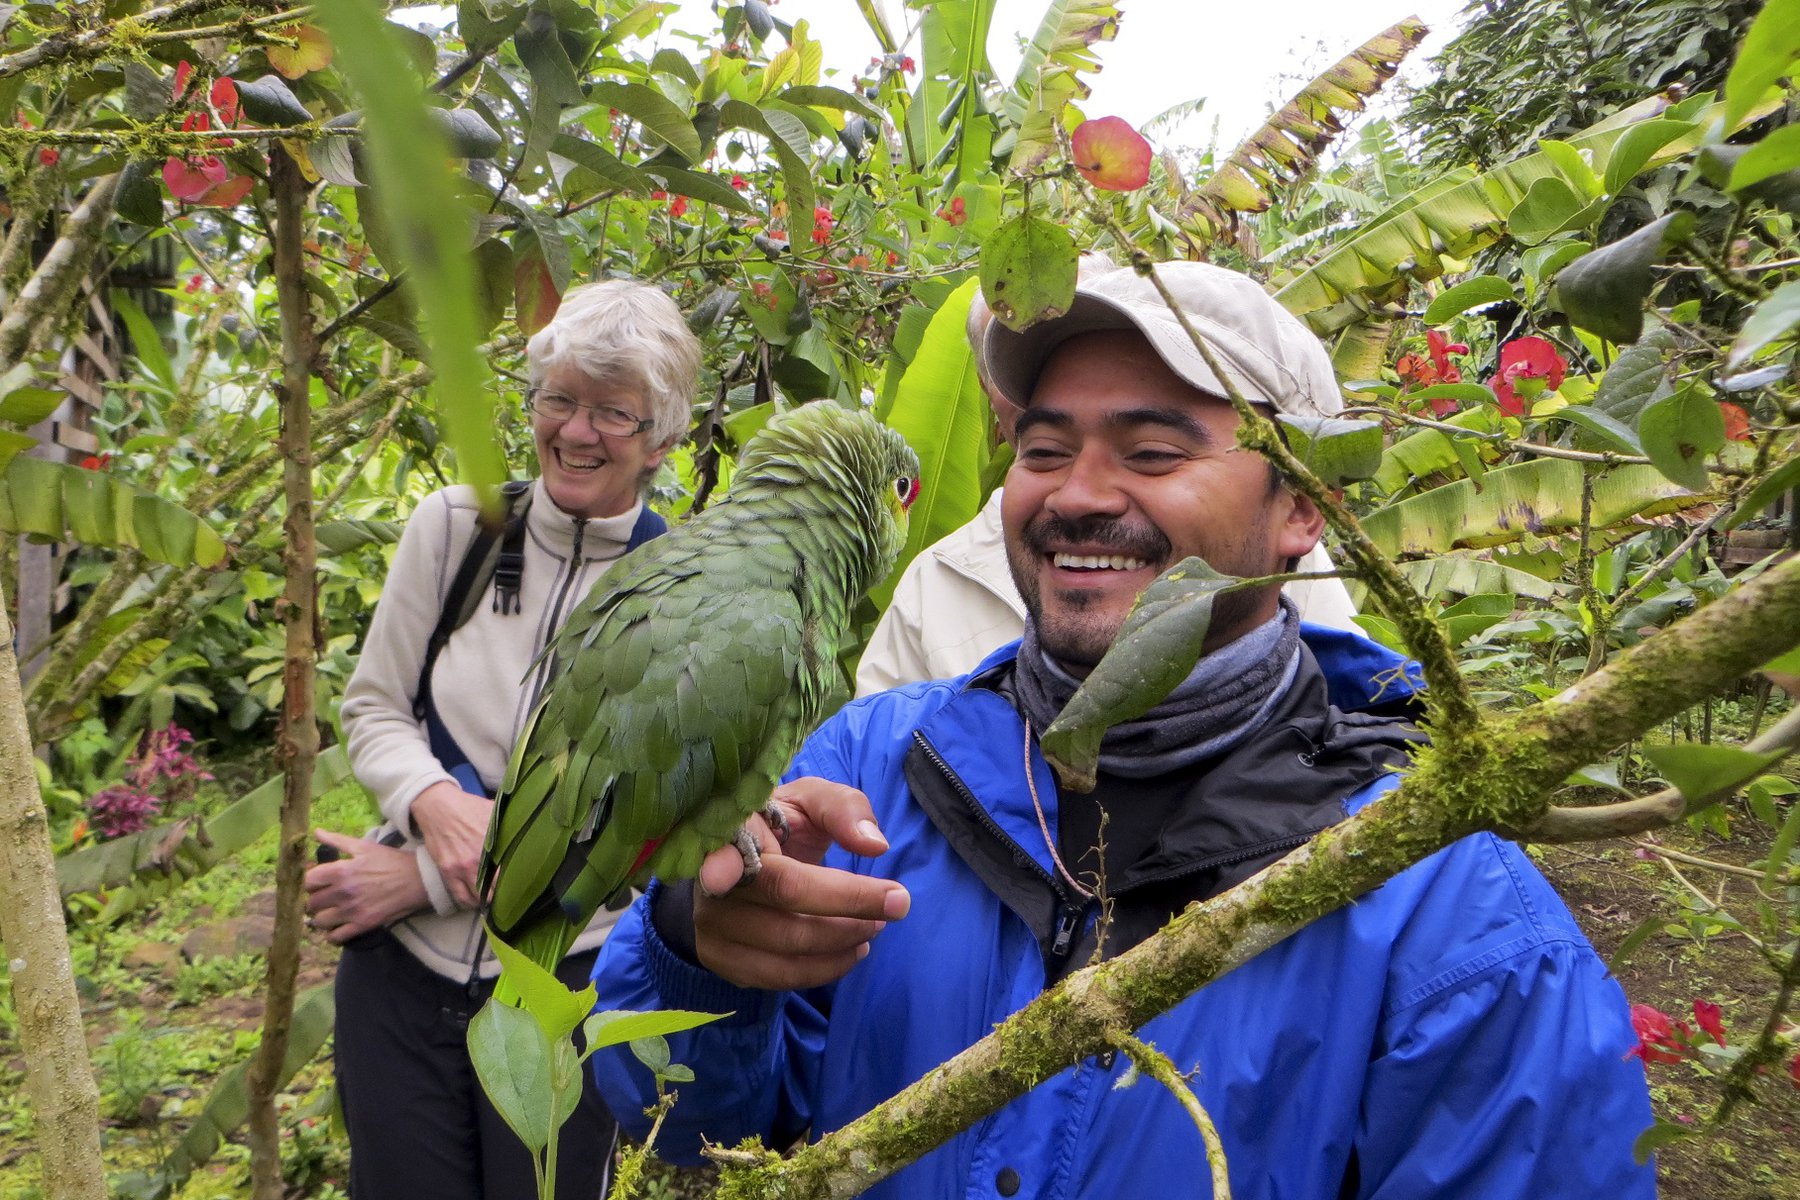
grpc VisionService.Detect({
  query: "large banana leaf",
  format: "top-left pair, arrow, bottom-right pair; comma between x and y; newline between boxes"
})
994,0 -> 1120,171
0,455 -> 226,567
1384,550 -> 1569,603
1361,459 -> 1694,557
1371,406 -> 1507,495
152,984 -> 335,1197
1178,20 -> 1428,238
57,746 -> 353,912
1276,94 -> 1760,333
871,279 -> 991,609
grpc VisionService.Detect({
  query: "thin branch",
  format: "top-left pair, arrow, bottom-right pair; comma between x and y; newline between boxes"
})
0,173 -> 121,377
0,0 -> 292,81
1104,1032 -> 1231,1199
1635,842 -> 1783,884
1339,406 -> 1751,477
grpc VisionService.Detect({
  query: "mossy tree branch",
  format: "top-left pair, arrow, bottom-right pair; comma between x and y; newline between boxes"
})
0,173 -> 120,378
1103,1032 -> 1231,1199
0,0 -> 292,82
715,553 -> 1800,1200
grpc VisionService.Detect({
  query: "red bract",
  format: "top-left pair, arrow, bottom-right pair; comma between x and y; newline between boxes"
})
173,60 -> 194,101
670,195 -> 689,218
650,190 -> 667,201
1071,116 -> 1153,192
1491,336 -> 1567,417
38,147 -> 58,167
1692,1000 -> 1726,1046
937,195 -> 967,227
730,173 -> 748,190
210,76 -> 240,127
162,154 -> 253,206
1720,401 -> 1752,442
79,453 -> 111,470
1627,1003 -> 1687,1065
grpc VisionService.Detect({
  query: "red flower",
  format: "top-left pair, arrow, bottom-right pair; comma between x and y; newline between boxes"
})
1071,116 -> 1153,192
1427,330 -> 1467,382
669,195 -> 689,218
650,190 -> 667,201
79,453 -> 111,470
848,253 -> 871,270
1692,1000 -> 1726,1046
185,273 -> 204,293
1490,336 -> 1567,417
38,147 -> 58,167
810,204 -> 834,245
1627,1004 -> 1687,1065
885,250 -> 898,268
173,60 -> 194,102
900,56 -> 915,73
210,76 -> 240,127
730,173 -> 748,190
936,195 -> 967,226
1720,402 -> 1752,442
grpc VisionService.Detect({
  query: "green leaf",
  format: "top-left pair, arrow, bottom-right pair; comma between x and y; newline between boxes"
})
590,80 -> 703,164
514,3 -> 584,108
1601,119 -> 1696,195
1564,760 -> 1628,794
116,158 -> 166,227
1422,275 -> 1515,325
1041,557 -> 1232,792
1727,279 -> 1800,371
1505,176 -> 1603,245
0,385 -> 60,426
431,107 -> 504,158
870,279 -> 990,610
314,519 -> 402,553
1723,0 -> 1800,130
1762,643 -> 1800,676
1535,138 -> 1601,197
1555,212 -> 1695,344
583,1008 -> 727,1050
550,133 -> 653,196
1372,405 -> 1504,495
1636,385 -> 1725,491
468,999 -> 554,1154
1550,405 -> 1643,455
1641,742 -> 1788,804
1592,327 -> 1675,423
1438,592 -> 1513,647
1608,914 -> 1664,972
0,456 -> 225,567
235,74 -> 313,126
717,99 -> 811,226
486,932 -> 596,1040
979,215 -> 1076,331
0,431 -> 33,476
1747,775 -> 1799,830
1762,798 -> 1800,890
1724,451 -> 1800,529
780,84 -> 883,122
315,0 -> 505,491
113,293 -> 175,390
1276,414 -> 1384,486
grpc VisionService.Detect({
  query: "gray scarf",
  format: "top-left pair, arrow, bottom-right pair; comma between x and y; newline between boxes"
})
1014,597 -> 1302,778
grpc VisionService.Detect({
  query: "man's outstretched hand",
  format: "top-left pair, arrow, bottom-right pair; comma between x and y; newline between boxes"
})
692,777 -> 911,991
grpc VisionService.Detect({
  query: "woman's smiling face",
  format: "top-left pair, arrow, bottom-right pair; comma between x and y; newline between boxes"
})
531,363 -> 670,519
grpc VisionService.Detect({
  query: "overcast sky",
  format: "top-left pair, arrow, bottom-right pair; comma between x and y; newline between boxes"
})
666,0 -> 1469,152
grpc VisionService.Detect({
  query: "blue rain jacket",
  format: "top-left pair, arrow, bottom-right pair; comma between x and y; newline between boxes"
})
591,626 -> 1656,1199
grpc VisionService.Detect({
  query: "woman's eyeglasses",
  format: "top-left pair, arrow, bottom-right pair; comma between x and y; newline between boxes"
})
525,390 -> 655,437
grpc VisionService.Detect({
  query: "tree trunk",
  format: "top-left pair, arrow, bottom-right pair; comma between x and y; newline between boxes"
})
0,579 -> 106,1200
0,172 -> 119,378
244,145 -> 320,1200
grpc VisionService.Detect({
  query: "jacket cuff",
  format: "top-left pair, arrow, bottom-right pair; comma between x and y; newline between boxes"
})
641,880 -> 778,1025
416,845 -> 458,916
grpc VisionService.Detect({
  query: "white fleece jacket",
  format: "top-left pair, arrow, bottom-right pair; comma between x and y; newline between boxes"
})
340,479 -> 644,980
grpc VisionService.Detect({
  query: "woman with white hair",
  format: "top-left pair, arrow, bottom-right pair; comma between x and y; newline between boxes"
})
305,279 -> 701,1199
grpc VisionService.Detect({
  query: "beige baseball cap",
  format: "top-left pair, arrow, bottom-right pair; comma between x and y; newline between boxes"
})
981,261 -> 1343,419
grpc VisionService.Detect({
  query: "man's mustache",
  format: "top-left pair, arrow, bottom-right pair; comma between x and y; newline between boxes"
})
1023,515 -> 1170,564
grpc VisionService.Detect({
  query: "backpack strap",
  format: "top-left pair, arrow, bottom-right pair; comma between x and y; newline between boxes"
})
412,481 -> 533,721
625,502 -> 668,551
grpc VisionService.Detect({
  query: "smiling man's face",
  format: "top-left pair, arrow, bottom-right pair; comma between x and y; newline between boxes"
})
1002,329 -> 1324,672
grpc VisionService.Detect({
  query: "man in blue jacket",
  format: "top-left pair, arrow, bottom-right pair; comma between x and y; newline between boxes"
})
590,262 -> 1656,1198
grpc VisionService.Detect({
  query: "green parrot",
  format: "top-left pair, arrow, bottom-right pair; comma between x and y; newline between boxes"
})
479,400 -> 920,979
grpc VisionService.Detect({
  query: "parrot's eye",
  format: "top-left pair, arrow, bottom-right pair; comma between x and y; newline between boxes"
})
894,476 -> 919,508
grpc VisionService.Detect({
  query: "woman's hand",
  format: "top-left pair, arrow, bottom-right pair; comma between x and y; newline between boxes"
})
409,781 -> 495,909
305,829 -> 429,942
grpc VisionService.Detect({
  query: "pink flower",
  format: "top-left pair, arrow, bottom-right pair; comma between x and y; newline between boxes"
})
210,76 -> 240,127
1693,1000 -> 1726,1046
173,60 -> 194,102
1071,116 -> 1153,191
1490,336 -> 1567,417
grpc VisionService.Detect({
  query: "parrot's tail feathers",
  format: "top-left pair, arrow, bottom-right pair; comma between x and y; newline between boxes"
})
630,838 -> 661,875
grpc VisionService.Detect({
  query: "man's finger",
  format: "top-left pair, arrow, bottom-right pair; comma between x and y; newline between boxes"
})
736,855 -> 909,921
769,778 -> 889,857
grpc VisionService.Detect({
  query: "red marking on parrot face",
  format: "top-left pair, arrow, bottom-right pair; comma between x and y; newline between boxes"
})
630,840 -> 662,875
894,475 -> 921,510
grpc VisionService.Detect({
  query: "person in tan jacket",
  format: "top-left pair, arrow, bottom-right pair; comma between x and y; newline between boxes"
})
303,280 -> 700,1200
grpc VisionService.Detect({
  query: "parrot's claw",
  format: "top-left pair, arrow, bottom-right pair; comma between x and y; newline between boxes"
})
760,801 -> 791,847
733,825 -> 765,885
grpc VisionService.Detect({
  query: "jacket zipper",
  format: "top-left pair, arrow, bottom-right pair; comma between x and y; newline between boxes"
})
913,730 -> 1089,968
530,516 -> 587,700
